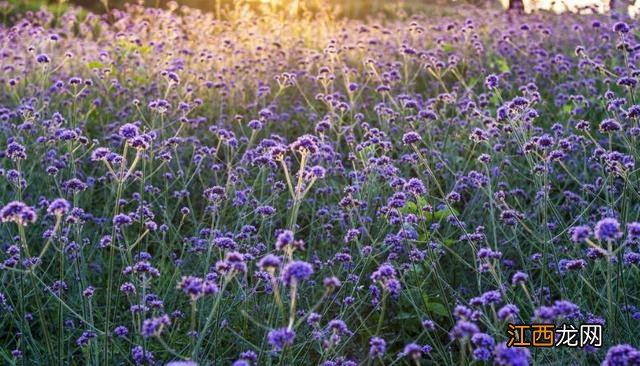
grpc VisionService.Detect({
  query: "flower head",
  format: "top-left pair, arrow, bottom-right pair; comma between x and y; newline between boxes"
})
602,344 -> 640,366
402,132 -> 421,145
281,260 -> 313,285
494,342 -> 531,366
0,201 -> 37,226
594,218 -> 622,241
47,198 -> 70,216
290,134 -> 318,154
141,314 -> 170,338
267,328 -> 295,351
369,337 -> 386,358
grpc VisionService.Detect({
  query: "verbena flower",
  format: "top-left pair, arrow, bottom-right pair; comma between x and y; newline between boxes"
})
141,314 -> 170,337
602,344 -> 640,365
369,337 -> 386,358
494,342 -> 530,366
267,328 -> 295,351
281,260 -> 313,285
0,201 -> 37,226
402,132 -> 421,145
47,198 -> 70,216
594,218 -> 622,241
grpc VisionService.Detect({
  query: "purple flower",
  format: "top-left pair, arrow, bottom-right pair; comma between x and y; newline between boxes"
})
450,320 -> 480,339
473,347 -> 492,361
290,134 -> 318,154
480,290 -> 502,305
5,142 -> 26,161
599,119 -> 621,133
257,254 -> 282,271
0,201 -> 38,226
166,362 -> 198,366
472,333 -> 495,349
559,259 -> 586,273
82,286 -> 95,298
570,225 -> 592,243
485,74 -> 499,89
248,119 -> 263,130
618,77 -> 637,88
594,218 -> 622,241
11,349 -> 22,359
216,251 -> 248,275
281,260 -> 313,285
148,99 -> 171,113
402,132 -> 421,145
327,319 -> 351,335
129,134 -> 152,150
141,314 -> 170,337
131,345 -> 154,365
114,326 -> 129,337
62,178 -> 87,193
627,222 -> 640,239
401,343 -> 426,359
511,271 -> 528,285
404,178 -> 427,196
238,350 -> 257,362
421,319 -> 436,330
369,337 -> 386,358
267,328 -> 295,351
323,276 -> 341,290
118,123 -> 139,140
623,252 -> 640,266
113,214 -> 133,227
47,198 -> 70,216
120,282 -> 136,294
371,263 -> 396,282
494,342 -> 531,366
344,228 -> 360,242
256,205 -> 276,216
602,344 -> 640,365
308,165 -> 326,179
177,276 -> 219,300
36,54 -> 50,63
307,312 -> 321,325
497,304 -> 520,320
613,22 -> 630,33
275,230 -> 294,250
76,331 -> 97,347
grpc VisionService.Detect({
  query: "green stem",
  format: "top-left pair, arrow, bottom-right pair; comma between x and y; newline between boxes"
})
191,277 -> 230,360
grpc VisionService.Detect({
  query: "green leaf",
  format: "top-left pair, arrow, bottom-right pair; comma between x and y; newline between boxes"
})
401,197 -> 459,224
400,196 -> 429,215
426,206 -> 460,221
443,239 -> 457,246
396,312 -> 417,320
426,302 -> 448,317
490,93 -> 501,106
86,60 -> 107,70
399,200 -> 417,215
496,57 -> 510,73
139,45 -> 152,55
466,76 -> 479,89
442,43 -> 455,53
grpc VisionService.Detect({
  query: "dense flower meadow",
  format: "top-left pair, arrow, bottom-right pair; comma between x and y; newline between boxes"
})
2,1 -> 640,364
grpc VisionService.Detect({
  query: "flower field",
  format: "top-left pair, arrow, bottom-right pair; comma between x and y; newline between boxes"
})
1,1 -> 640,364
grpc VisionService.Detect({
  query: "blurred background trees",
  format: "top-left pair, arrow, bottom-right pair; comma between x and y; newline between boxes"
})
0,0 -> 630,20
